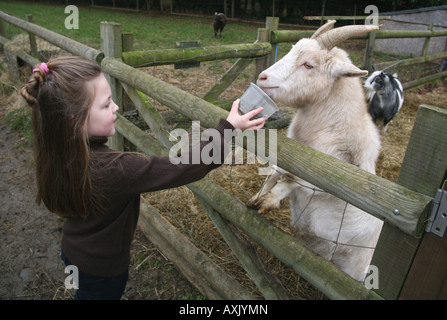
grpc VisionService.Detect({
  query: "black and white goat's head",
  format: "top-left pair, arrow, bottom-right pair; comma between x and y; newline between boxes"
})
363,68 -> 404,130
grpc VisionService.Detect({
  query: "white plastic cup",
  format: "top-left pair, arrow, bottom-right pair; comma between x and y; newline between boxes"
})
239,83 -> 279,119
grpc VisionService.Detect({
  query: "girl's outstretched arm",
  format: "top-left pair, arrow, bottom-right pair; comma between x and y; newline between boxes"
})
226,99 -> 266,131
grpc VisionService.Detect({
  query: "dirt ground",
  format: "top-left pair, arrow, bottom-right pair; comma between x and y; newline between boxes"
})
1,54 -> 446,300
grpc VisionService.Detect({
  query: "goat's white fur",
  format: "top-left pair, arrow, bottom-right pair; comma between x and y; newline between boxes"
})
250,23 -> 383,281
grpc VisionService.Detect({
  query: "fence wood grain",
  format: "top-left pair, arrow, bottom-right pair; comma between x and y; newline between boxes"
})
122,42 -> 271,67
102,57 -> 228,128
138,199 -> 255,300
196,195 -> 289,300
371,104 -> 447,300
271,29 -> 447,44
101,21 -> 124,151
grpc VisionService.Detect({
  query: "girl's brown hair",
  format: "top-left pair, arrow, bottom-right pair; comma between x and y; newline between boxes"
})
21,56 -> 103,218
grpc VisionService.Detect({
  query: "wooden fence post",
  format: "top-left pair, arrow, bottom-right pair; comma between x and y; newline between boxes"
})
254,17 -> 279,82
254,28 -> 269,81
122,32 -> 134,52
398,105 -> 447,299
416,23 -> 434,78
371,104 -> 447,299
363,30 -> 376,71
174,40 -> 201,69
265,16 -> 279,66
0,18 -> 6,38
421,24 -> 433,57
25,15 -> 37,57
4,45 -> 20,83
400,211 -> 447,299
100,21 -> 124,151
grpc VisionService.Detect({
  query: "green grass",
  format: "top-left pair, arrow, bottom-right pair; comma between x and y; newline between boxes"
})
5,107 -> 33,145
176,292 -> 206,300
0,1 -> 260,50
0,69 -> 33,145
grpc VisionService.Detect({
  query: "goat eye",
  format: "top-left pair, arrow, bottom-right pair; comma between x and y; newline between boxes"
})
304,63 -> 313,69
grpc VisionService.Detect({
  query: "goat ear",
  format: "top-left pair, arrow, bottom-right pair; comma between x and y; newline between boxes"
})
332,62 -> 368,78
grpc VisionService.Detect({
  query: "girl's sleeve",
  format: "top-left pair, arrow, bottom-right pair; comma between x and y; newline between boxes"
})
117,119 -> 235,196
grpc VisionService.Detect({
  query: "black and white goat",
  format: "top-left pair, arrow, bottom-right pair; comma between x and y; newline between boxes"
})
213,12 -> 226,38
363,68 -> 404,131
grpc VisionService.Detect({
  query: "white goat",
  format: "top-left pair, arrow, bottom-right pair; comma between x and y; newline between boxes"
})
249,21 -> 384,281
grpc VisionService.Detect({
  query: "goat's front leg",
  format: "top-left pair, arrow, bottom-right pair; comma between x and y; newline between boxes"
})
248,166 -> 298,213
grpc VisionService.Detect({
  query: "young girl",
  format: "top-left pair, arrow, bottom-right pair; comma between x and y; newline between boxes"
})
21,56 -> 265,300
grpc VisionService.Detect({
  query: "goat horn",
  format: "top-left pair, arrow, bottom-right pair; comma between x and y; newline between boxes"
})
311,20 -> 336,39
316,24 -> 380,51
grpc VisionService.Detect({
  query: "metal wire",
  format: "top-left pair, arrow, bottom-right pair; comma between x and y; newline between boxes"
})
229,164 -> 377,252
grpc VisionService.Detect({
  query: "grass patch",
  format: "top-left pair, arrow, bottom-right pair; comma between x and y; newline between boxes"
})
0,1 -> 260,50
177,292 -> 206,300
5,107 -> 32,145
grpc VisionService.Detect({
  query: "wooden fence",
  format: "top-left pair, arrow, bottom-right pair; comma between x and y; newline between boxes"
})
1,10 -> 446,300
267,17 -> 447,89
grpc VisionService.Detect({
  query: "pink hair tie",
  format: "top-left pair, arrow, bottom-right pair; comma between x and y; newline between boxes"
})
33,62 -> 50,74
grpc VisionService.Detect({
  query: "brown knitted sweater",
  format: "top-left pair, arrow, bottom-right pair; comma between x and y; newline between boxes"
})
61,119 -> 234,277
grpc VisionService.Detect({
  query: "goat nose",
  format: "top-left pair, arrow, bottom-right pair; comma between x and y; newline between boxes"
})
258,73 -> 268,82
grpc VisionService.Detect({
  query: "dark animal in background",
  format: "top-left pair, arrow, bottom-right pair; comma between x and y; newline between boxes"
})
363,69 -> 404,131
214,12 -> 226,38
441,58 -> 447,72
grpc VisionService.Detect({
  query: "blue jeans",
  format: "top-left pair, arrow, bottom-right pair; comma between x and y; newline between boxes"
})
61,251 -> 128,300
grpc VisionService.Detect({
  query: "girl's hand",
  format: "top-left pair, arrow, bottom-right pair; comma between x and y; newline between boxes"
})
226,99 -> 266,131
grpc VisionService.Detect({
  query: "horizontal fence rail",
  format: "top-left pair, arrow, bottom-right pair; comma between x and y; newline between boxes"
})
271,29 -> 447,44
0,11 -> 103,63
374,51 -> 447,70
122,42 -> 272,67
101,57 -> 432,238
303,15 -> 392,21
